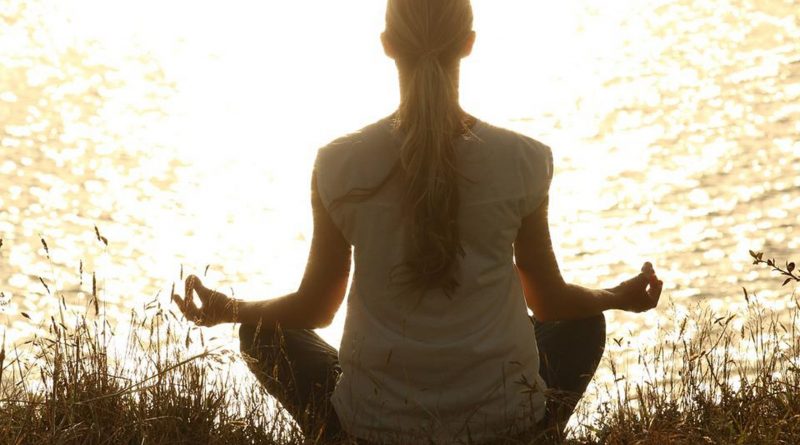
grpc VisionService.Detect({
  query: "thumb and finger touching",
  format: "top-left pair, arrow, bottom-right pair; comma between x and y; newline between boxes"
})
171,275 -> 205,322
172,289 -> 199,321
171,274 -> 228,326
187,275 -> 219,305
641,261 -> 663,307
616,262 -> 662,312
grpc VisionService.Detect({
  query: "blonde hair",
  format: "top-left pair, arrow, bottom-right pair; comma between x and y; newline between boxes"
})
385,0 -> 474,297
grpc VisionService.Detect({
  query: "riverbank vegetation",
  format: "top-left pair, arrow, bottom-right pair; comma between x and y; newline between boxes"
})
570,251 -> 800,444
0,250 -> 797,444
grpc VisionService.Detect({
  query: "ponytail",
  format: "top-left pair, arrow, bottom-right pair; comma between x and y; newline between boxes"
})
386,0 -> 474,297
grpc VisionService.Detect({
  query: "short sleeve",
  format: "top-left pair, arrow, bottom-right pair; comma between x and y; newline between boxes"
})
518,140 -> 554,218
313,147 -> 334,213
313,144 -> 356,245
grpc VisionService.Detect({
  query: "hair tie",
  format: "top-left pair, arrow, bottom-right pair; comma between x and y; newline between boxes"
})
419,50 -> 439,61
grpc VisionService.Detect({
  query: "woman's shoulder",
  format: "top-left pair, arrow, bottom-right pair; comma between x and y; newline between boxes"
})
318,116 -> 394,154
314,116 -> 398,185
472,119 -> 553,166
472,120 -> 554,206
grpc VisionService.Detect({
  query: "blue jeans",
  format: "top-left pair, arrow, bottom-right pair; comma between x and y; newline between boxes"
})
239,314 -> 606,444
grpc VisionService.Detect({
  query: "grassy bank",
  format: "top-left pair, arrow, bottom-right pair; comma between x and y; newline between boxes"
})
0,253 -> 798,444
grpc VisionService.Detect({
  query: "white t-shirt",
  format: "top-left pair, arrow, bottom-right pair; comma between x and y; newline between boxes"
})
314,116 -> 553,444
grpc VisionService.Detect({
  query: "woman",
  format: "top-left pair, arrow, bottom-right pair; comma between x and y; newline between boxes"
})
172,1 -> 663,443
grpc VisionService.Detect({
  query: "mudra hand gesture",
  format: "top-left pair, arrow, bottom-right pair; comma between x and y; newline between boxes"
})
609,262 -> 663,313
172,275 -> 237,327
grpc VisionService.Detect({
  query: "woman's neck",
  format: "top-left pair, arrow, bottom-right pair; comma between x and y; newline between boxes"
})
394,63 -> 476,133
396,63 -> 461,99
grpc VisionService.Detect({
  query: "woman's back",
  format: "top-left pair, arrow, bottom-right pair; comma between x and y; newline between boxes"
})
314,116 -> 553,443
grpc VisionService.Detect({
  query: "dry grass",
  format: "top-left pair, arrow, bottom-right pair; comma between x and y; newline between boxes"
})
565,252 -> 800,445
0,301 -> 303,445
569,297 -> 800,444
0,252 -> 798,445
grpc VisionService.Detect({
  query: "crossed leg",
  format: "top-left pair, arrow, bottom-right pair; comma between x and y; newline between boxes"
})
239,314 -> 606,444
533,313 -> 607,442
239,323 -> 345,443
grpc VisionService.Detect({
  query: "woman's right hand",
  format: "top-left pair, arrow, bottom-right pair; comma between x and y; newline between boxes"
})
608,262 -> 663,313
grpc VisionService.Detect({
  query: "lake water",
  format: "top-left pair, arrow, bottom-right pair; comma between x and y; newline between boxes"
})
1,0 -> 799,388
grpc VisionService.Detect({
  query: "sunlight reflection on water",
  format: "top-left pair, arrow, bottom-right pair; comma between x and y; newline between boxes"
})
1,0 -> 799,417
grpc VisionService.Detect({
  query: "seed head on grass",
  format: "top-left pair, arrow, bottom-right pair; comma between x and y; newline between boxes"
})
40,237 -> 49,258
39,276 -> 50,295
94,225 -> 108,247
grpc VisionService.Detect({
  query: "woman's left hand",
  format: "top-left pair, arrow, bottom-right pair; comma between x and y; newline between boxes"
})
172,275 -> 237,327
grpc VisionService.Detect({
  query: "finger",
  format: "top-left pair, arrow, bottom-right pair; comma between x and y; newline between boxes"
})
173,293 -> 200,319
185,275 -> 206,312
648,279 -> 663,302
631,271 -> 651,287
171,293 -> 185,314
187,274 -> 210,304
639,267 -> 657,287
193,278 -> 213,305
641,262 -> 654,274
184,275 -> 199,310
183,276 -> 191,310
183,276 -> 204,318
186,274 -> 202,289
